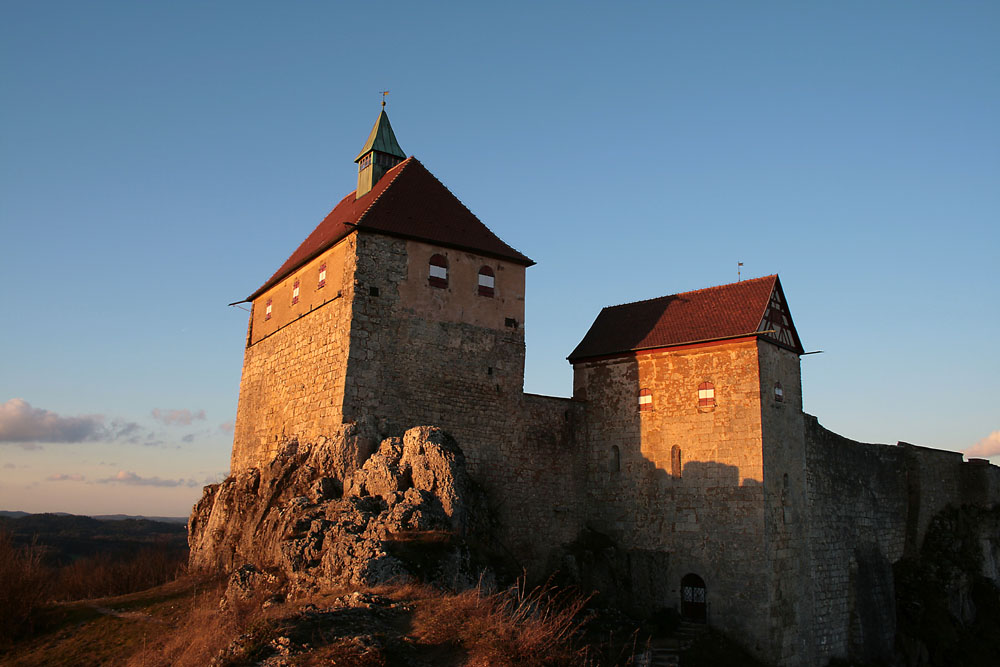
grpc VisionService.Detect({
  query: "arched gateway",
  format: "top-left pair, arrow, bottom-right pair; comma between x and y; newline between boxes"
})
681,573 -> 707,622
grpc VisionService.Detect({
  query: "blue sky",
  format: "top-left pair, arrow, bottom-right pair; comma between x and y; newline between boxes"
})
1,1 -> 998,516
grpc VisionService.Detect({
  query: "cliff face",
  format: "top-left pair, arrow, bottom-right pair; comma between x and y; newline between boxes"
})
189,425 -> 493,592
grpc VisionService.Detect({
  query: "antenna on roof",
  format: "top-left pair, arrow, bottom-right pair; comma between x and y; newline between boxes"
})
738,262 -> 743,282
381,90 -> 390,108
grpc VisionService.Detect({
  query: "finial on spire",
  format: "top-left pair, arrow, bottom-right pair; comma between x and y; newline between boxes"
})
381,90 -> 389,108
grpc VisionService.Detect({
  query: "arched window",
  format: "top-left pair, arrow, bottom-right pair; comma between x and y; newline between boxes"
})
610,445 -> 621,473
478,266 -> 495,297
638,388 -> 652,412
774,382 -> 784,402
698,381 -> 715,408
264,298 -> 272,321
318,263 -> 327,289
292,279 -> 300,305
671,445 -> 682,478
429,254 -> 448,288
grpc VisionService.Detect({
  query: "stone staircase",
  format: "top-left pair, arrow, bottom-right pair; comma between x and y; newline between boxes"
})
634,621 -> 709,666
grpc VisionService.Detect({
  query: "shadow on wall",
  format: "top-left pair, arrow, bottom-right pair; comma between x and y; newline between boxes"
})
682,460 -> 762,487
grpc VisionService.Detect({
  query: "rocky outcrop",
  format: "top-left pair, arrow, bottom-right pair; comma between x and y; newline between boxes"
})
189,425 -> 493,593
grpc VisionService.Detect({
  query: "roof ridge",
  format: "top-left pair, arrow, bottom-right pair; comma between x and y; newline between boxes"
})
406,160 -> 533,262
602,274 -> 777,311
354,157 -> 414,227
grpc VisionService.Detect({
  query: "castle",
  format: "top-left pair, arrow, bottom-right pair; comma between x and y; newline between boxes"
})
229,109 -> 1000,666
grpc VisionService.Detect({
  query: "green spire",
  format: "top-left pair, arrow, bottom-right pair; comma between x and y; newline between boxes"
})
355,108 -> 406,198
355,109 -> 405,163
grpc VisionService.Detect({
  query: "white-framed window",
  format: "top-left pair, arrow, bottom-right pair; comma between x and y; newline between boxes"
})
264,298 -> 272,320
429,254 -> 448,288
638,388 -> 652,412
478,266 -> 495,297
292,280 -> 300,305
318,263 -> 327,288
698,382 -> 715,408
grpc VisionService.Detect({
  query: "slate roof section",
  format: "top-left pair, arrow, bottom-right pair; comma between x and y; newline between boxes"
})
354,109 -> 406,162
568,275 -> 803,362
248,157 -> 533,301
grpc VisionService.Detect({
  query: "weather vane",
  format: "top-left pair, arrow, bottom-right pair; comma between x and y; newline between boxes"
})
381,90 -> 390,108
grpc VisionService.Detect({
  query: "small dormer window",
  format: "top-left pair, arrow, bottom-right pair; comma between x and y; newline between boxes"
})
638,388 -> 652,412
774,382 -> 784,402
292,280 -> 300,305
698,382 -> 715,408
265,299 -> 272,321
318,264 -> 327,289
429,254 -> 448,288
478,266 -> 495,297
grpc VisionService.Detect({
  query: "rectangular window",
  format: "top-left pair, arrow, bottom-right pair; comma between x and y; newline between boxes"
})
292,280 -> 300,305
318,264 -> 327,288
265,299 -> 272,320
698,386 -> 715,407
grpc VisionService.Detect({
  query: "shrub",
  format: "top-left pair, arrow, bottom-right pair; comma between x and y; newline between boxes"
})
0,529 -> 51,643
52,545 -> 187,601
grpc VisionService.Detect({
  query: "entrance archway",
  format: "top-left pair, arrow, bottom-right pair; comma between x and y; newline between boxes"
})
681,573 -> 707,622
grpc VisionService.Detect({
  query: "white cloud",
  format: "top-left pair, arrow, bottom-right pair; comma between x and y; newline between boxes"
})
151,409 -> 206,426
0,398 -> 105,443
965,431 -> 1000,459
98,470 -> 199,488
46,473 -> 86,482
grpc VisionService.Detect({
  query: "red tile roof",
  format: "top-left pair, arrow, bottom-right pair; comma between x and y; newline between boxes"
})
248,157 -> 533,300
568,275 -> 803,362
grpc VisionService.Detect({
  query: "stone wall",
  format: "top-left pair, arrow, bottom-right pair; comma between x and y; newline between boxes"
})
248,235 -> 353,345
500,393 -> 586,571
571,339 -> 771,653
341,233 -> 582,566
342,233 -> 526,462
802,419 -> 1000,665
231,235 -> 359,471
758,341 -> 815,666
803,418 -> 909,664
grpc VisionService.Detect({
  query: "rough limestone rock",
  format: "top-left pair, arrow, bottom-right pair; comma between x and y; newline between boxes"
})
189,425 -> 490,593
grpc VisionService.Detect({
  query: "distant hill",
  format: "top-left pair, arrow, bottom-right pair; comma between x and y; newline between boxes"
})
91,513 -> 188,524
0,510 -> 186,523
0,511 -> 188,566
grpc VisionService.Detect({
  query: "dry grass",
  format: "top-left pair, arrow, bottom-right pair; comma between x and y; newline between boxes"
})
128,576 -> 283,667
2,565 -> 596,667
408,579 -> 593,666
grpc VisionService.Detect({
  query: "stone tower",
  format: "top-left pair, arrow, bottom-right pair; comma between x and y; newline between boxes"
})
568,275 -> 812,662
230,109 -> 534,474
